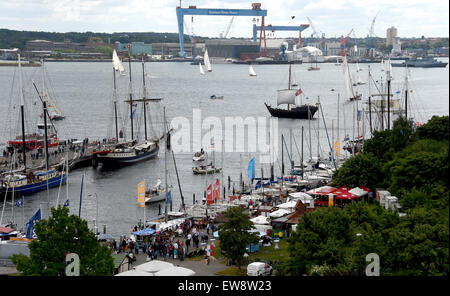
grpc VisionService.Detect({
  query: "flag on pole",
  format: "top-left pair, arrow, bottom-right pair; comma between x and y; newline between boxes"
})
334,139 -> 341,157
15,197 -> 24,207
165,191 -> 172,204
214,179 -> 220,200
26,209 -> 41,239
137,181 -> 146,208
63,199 -> 70,207
206,184 -> 213,205
247,157 -> 255,179
295,88 -> 303,96
357,110 -> 362,121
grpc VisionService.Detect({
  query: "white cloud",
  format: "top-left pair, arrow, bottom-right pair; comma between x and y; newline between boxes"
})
0,0 -> 447,37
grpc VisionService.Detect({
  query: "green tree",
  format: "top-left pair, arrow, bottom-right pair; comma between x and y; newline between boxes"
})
363,129 -> 393,161
416,115 -> 449,141
332,153 -> 384,190
11,206 -> 114,276
219,207 -> 259,270
94,45 -> 113,57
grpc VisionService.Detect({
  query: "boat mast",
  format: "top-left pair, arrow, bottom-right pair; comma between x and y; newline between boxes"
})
164,107 -> 168,222
405,66 -> 408,120
18,54 -> 27,170
113,67 -> 119,143
128,47 -> 134,140
368,65 -> 373,135
142,58 -> 148,141
288,63 -> 291,111
387,60 -> 391,130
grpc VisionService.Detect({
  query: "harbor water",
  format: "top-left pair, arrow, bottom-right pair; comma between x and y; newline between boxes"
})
0,59 -> 448,238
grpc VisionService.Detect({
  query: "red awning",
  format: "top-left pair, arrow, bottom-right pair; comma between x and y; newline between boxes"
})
359,186 -> 371,192
307,186 -> 337,196
0,226 -> 15,234
335,192 -> 358,200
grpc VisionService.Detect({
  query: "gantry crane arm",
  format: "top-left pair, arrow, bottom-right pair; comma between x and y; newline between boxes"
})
223,16 -> 235,38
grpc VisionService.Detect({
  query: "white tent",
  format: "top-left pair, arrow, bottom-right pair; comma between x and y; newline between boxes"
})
289,192 -> 313,200
349,187 -> 367,197
154,266 -> 196,276
114,269 -> 154,276
276,200 -> 298,210
134,260 -> 174,273
269,209 -> 292,218
250,215 -> 271,225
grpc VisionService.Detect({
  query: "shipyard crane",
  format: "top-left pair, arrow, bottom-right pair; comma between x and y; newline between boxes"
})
307,17 -> 321,39
366,10 -> 381,57
307,17 -> 326,53
183,17 -> 198,57
220,16 -> 235,38
340,29 -> 354,56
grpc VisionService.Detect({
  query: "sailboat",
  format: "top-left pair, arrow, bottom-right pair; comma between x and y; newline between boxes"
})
264,63 -> 318,119
249,64 -> 257,77
199,63 -> 205,75
144,179 -> 166,204
307,55 -> 320,71
353,64 -> 365,86
343,56 -> 361,101
0,54 -> 66,196
93,53 -> 160,167
40,59 -> 65,121
204,49 -> 212,72
112,49 -> 126,76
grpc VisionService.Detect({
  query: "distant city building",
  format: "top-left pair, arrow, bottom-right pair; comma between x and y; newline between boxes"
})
151,42 -> 193,57
0,48 -> 18,60
392,37 -> 402,54
26,39 -> 113,54
205,39 -> 259,59
386,27 -> 398,46
116,42 -> 152,55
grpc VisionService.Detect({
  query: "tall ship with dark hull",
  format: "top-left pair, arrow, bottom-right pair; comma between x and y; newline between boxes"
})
93,49 -> 161,168
264,63 -> 318,119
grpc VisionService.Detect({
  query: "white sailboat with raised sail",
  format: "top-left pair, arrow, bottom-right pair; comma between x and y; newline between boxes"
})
40,59 -> 65,121
343,56 -> 361,101
112,49 -> 126,76
249,64 -> 257,77
199,63 -> 205,75
204,49 -> 212,72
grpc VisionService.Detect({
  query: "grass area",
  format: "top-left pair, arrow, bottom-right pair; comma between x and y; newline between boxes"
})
213,239 -> 290,276
248,239 -> 289,264
215,267 -> 247,276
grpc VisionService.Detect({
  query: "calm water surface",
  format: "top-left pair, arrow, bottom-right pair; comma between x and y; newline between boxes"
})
0,58 -> 448,237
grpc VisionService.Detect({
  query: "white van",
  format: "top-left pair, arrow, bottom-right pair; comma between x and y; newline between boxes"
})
247,262 -> 273,276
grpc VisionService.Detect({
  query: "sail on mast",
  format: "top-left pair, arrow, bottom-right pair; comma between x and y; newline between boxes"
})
249,65 -> 257,76
113,49 -> 125,75
204,49 -> 212,72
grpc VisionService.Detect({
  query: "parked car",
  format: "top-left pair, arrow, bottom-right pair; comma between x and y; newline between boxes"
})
247,262 -> 273,276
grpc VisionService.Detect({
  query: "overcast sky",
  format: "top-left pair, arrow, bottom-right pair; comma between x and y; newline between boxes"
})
1,0 -> 448,38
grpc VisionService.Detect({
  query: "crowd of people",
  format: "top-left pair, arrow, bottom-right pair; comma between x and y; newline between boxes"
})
104,218 -> 218,265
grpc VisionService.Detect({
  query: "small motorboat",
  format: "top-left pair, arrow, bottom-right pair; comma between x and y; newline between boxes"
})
210,95 -> 224,100
144,179 -> 166,204
193,150 -> 207,161
192,164 -> 222,175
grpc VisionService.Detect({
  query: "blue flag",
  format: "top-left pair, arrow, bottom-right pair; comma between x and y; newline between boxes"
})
165,191 -> 171,204
395,90 -> 401,94
26,209 -> 41,239
247,157 -> 255,179
63,199 -> 70,207
15,197 -> 24,207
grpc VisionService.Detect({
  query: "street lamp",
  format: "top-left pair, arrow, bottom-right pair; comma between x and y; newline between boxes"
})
88,193 -> 99,235
356,233 -> 362,275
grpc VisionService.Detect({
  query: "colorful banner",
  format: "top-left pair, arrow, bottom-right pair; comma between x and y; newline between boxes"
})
334,139 -> 341,157
214,179 -> 220,200
26,209 -> 41,239
207,184 -> 213,205
247,157 -> 255,179
137,181 -> 146,208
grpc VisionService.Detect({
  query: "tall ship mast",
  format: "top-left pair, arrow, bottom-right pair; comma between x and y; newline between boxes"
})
93,47 -> 161,167
264,63 -> 318,119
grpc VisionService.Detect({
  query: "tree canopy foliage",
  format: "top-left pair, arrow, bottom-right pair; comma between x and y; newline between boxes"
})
219,207 -> 260,269
286,115 -> 449,276
11,206 -> 114,276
